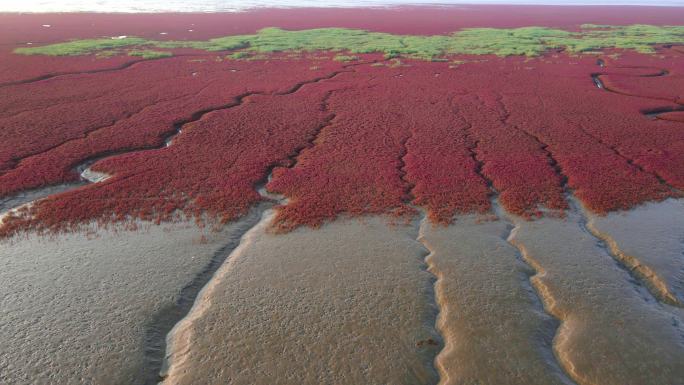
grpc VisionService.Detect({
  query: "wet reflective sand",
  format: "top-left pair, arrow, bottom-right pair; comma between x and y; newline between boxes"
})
0,212 -> 262,385
584,198 -> 684,306
505,204 -> 684,385
420,215 -> 572,385
3,200 -> 684,384
162,212 -> 440,385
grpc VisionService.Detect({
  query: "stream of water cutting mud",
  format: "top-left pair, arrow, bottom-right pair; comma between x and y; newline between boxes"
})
0,214 -> 263,385
585,198 -> 684,307
161,214 -> 441,384
504,201 -> 684,385
420,211 -> 574,385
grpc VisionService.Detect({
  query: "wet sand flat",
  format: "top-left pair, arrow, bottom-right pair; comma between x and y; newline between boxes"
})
506,205 -> 684,385
162,212 -> 440,385
0,212 -> 261,385
584,198 -> 684,306
420,215 -> 571,385
2,200 -> 684,384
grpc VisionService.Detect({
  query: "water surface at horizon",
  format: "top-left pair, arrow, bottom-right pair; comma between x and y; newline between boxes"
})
3,0 -> 684,13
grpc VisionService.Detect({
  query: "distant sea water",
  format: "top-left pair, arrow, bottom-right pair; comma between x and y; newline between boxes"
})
2,0 -> 684,13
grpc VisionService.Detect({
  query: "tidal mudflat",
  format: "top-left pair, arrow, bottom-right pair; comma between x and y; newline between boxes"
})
2,200 -> 683,384
506,203 -> 684,385
420,213 -> 571,385
1,5 -> 684,385
0,212 -> 263,384
163,213 -> 440,384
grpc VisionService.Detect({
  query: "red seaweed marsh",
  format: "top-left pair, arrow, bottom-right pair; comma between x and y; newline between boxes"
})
1,5 -> 684,385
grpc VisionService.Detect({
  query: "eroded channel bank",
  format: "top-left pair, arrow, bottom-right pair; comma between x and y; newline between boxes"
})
159,199 -> 684,384
158,213 -> 437,385
2,198 -> 684,384
0,216 -> 262,385
419,210 -> 574,385
503,200 -> 684,385
584,198 -> 684,307
161,214 -> 441,384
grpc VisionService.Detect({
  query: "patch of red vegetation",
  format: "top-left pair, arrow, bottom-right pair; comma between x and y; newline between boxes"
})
0,50 -> 142,86
402,91 -> 492,224
498,54 -> 682,212
0,72 -> 345,236
266,62 -> 569,229
2,11 -> 684,235
598,51 -> 684,105
0,55 -> 348,196
266,72 -> 416,230
453,92 -> 567,217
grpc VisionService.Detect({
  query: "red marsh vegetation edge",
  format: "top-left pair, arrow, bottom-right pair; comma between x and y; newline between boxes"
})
1,11 -> 684,235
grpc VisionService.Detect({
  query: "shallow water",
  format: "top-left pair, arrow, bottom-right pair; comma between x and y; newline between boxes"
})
162,212 -> 440,385
584,198 -> 684,306
505,204 -> 684,385
420,214 -> 572,384
0,213 -> 261,385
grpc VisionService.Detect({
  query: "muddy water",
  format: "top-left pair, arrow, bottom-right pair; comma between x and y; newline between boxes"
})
420,215 -> 572,385
505,205 -> 684,385
0,213 -> 261,385
162,213 -> 440,385
584,198 -> 684,306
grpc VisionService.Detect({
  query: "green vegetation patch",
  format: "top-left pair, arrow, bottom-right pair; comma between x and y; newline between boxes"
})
227,51 -> 252,60
15,37 -> 149,56
127,50 -> 173,59
333,54 -> 360,62
95,50 -> 122,58
14,24 -> 684,60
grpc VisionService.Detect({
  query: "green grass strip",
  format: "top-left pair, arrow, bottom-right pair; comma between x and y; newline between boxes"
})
14,24 -> 684,59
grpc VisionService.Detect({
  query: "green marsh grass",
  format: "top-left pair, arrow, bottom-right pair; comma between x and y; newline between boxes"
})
127,50 -> 173,59
15,25 -> 684,60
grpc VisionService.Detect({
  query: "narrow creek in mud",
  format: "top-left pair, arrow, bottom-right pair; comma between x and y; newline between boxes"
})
504,200 -> 684,385
160,214 -> 441,385
582,198 -> 684,307
420,206 -> 575,385
0,217 -> 261,385
141,206 -> 267,384
147,167 -> 284,384
591,57 -> 684,120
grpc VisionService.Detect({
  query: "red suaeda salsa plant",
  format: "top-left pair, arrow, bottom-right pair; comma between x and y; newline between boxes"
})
2,11 -> 684,236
